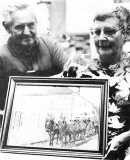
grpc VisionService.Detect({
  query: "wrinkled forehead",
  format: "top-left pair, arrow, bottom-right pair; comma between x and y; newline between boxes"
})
93,17 -> 120,29
10,8 -> 37,25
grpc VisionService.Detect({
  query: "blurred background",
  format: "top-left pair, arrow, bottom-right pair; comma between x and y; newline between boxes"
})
0,0 -> 130,56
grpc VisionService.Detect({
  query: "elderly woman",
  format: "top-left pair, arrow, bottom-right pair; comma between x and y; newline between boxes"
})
64,5 -> 130,160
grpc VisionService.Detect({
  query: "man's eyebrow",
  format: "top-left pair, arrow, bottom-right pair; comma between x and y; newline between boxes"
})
14,24 -> 24,28
104,26 -> 116,29
93,27 -> 101,30
15,22 -> 34,26
15,24 -> 24,26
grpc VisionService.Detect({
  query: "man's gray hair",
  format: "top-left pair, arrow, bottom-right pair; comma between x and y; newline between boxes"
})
94,5 -> 130,35
2,1 -> 37,26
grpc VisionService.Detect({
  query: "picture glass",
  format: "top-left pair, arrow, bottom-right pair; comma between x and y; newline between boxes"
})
7,84 -> 101,150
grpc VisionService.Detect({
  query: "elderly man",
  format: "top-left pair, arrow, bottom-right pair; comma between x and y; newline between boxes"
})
0,1 -> 69,126
64,5 -> 130,160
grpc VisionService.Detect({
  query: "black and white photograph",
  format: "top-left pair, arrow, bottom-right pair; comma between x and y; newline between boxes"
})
0,0 -> 130,160
0,77 -> 108,159
7,81 -> 100,150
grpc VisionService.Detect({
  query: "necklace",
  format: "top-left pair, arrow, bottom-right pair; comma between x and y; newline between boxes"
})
98,52 -> 128,77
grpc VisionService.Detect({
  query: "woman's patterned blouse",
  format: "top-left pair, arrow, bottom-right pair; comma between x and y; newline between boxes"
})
69,52 -> 130,143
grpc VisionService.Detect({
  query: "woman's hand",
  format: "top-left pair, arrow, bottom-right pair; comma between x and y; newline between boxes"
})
104,131 -> 130,159
0,109 -> 3,115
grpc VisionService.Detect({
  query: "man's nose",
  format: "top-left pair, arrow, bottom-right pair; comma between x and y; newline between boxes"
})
98,30 -> 107,40
23,25 -> 30,35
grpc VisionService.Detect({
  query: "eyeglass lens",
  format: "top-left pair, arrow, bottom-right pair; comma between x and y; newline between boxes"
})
93,28 -> 119,37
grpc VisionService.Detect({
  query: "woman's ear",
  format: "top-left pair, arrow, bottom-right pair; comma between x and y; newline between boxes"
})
123,31 -> 128,44
2,21 -> 11,34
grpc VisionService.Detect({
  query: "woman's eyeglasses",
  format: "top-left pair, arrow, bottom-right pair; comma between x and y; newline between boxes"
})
90,28 -> 122,38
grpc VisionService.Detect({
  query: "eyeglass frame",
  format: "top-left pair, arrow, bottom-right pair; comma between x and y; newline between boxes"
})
90,27 -> 122,38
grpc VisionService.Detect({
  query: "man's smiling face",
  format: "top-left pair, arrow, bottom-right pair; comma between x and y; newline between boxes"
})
93,17 -> 125,64
9,8 -> 37,48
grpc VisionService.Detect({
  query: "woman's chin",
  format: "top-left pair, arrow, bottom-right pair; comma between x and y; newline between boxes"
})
98,48 -> 112,56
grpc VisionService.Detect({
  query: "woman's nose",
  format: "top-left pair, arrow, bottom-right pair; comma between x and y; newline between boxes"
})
98,30 -> 107,40
23,25 -> 30,35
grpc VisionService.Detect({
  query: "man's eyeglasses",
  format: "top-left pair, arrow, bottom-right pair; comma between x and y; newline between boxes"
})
90,28 -> 122,38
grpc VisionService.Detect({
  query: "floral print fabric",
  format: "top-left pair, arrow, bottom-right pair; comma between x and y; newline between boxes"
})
69,52 -> 130,144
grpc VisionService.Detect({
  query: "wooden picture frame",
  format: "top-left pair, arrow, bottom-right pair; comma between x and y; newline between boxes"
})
0,76 -> 109,159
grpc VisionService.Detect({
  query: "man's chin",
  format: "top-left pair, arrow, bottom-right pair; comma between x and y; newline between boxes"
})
21,40 -> 35,48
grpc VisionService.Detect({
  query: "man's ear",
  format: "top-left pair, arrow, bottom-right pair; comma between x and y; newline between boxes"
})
2,21 -> 11,34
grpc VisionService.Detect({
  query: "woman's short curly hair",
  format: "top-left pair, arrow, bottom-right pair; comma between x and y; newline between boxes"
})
2,1 -> 37,27
94,5 -> 130,35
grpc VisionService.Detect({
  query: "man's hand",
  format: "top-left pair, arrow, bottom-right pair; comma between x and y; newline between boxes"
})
63,54 -> 92,77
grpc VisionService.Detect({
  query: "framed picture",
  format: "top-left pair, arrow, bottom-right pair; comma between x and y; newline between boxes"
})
0,76 -> 109,159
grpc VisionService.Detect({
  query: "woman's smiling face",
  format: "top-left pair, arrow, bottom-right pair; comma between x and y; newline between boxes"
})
93,17 -> 125,65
